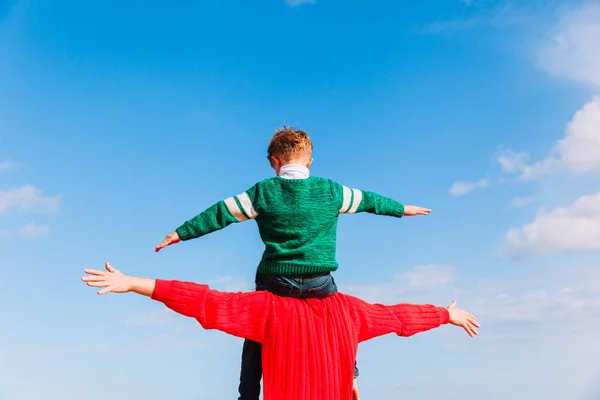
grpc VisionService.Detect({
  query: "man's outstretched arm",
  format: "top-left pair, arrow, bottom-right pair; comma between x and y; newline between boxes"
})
82,263 -> 272,343
346,295 -> 480,343
155,185 -> 260,252
333,182 -> 430,218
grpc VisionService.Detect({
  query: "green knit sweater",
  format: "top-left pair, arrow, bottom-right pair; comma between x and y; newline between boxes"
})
176,176 -> 405,276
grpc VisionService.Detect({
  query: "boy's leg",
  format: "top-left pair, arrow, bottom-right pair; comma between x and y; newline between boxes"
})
237,272 -> 268,400
238,339 -> 262,400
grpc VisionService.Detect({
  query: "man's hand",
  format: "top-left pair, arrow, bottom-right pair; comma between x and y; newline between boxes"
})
82,262 -> 132,295
352,378 -> 360,400
403,206 -> 431,216
155,231 -> 181,252
447,300 -> 480,337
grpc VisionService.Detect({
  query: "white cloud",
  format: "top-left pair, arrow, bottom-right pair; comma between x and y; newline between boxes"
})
511,196 -> 536,208
449,178 -> 489,196
17,223 -> 49,237
342,264 -> 600,348
498,97 -> 600,180
212,275 -> 252,292
125,308 -> 175,326
503,192 -> 600,258
0,223 -> 50,238
403,265 -> 456,288
342,265 -> 456,304
497,150 -> 530,174
285,0 -> 315,6
0,160 -> 19,172
0,185 -> 61,214
538,2 -> 600,88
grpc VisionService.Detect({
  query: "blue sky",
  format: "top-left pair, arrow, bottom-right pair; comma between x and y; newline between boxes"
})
1,0 -> 600,398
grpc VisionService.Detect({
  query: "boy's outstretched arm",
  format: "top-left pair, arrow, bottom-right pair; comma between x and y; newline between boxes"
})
155,186 -> 259,252
334,182 -> 430,218
82,263 -> 272,343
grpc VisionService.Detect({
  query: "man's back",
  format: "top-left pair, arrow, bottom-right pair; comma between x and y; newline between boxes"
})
151,279 -> 450,400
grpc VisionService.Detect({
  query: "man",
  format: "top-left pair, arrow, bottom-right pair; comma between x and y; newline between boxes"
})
82,262 -> 480,400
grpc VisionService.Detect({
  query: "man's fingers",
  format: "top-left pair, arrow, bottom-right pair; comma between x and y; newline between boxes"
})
86,281 -> 108,288
448,300 -> 457,309
468,316 -> 481,328
468,321 -> 479,335
465,322 -> 478,337
463,325 -> 475,338
81,275 -> 106,282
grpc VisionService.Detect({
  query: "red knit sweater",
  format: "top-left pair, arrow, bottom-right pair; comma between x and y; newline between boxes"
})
152,280 -> 450,400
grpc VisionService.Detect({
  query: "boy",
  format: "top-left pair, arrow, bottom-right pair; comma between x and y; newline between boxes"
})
155,126 -> 431,400
82,262 -> 480,400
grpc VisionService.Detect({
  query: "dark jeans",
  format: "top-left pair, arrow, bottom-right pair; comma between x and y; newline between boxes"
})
237,271 -> 359,400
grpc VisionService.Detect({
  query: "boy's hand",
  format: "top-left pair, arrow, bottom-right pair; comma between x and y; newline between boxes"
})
403,206 -> 431,216
82,262 -> 133,295
447,300 -> 480,337
155,231 -> 181,252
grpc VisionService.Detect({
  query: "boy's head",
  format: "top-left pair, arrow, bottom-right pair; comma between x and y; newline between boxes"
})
267,125 -> 313,175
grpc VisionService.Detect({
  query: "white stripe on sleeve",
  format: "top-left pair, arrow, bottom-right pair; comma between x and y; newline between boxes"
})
347,189 -> 363,214
224,197 -> 248,222
339,186 -> 352,214
236,192 -> 259,219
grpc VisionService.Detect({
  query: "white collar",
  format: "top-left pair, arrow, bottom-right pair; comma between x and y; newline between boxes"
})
279,164 -> 310,179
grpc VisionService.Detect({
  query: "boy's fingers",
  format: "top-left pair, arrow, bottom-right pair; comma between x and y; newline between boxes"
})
97,286 -> 112,295
84,269 -> 106,276
105,262 -> 115,272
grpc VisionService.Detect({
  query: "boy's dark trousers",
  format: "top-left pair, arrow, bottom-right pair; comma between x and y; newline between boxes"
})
237,271 -> 359,400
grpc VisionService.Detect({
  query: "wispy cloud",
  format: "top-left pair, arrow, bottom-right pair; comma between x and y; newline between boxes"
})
537,1 -> 600,88
0,223 -> 50,238
449,178 -> 489,196
510,196 -> 536,208
498,97 -> 600,180
212,275 -> 252,292
342,264 -> 600,346
421,3 -> 536,34
284,0 -> 315,7
0,185 -> 61,214
502,192 -> 600,258
342,265 -> 456,304
0,160 -> 19,172
18,223 -> 50,237
125,308 -> 175,326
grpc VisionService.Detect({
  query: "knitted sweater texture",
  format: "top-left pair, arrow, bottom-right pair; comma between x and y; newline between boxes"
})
176,176 -> 405,276
152,279 -> 449,400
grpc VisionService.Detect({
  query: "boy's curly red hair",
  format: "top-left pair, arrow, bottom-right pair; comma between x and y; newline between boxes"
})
267,125 -> 313,164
